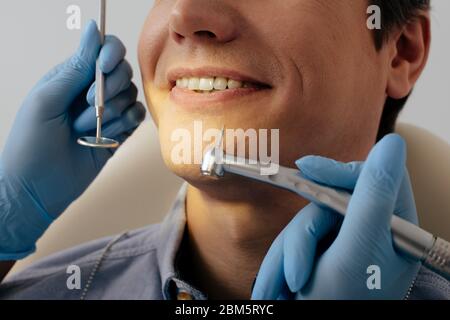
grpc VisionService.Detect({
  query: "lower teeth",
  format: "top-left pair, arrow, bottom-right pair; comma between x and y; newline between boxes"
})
195,90 -> 221,93
190,86 -> 254,93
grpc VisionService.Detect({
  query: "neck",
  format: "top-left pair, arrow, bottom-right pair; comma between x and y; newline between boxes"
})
183,179 -> 308,299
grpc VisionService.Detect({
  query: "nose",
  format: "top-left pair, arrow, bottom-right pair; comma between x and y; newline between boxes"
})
169,0 -> 239,44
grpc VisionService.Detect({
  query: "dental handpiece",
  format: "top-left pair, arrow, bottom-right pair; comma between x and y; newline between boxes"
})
200,144 -> 450,281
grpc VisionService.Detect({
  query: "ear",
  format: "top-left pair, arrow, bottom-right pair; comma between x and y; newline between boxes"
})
386,13 -> 431,99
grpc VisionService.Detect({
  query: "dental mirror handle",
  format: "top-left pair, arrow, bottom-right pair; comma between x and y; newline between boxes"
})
220,155 -> 450,280
77,0 -> 119,149
95,0 -> 106,141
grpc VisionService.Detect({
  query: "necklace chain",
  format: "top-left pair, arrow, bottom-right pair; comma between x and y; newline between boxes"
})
80,231 -> 129,300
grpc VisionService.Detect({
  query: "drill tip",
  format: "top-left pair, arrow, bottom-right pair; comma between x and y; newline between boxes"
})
216,127 -> 225,149
200,127 -> 226,177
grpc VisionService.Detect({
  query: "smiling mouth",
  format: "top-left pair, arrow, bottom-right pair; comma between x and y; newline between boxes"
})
168,68 -> 271,92
172,76 -> 269,93
167,68 -> 272,108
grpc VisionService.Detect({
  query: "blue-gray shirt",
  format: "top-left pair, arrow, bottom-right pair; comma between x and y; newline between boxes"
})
0,185 -> 449,300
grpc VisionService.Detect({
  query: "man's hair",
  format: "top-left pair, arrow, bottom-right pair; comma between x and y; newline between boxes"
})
371,0 -> 430,140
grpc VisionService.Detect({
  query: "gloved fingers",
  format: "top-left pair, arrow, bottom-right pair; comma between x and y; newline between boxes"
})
337,134 -> 407,246
283,204 -> 338,293
76,20 -> 102,66
34,20 -> 101,117
33,60 -> 68,90
74,83 -> 138,132
99,35 -> 127,74
296,156 -> 363,191
251,233 -> 287,300
277,281 -> 295,300
393,170 -> 418,224
100,129 -> 137,157
101,102 -> 147,138
297,144 -> 417,225
113,130 -> 135,145
37,20 -> 99,87
48,20 -> 100,89
86,60 -> 133,106
105,126 -> 146,155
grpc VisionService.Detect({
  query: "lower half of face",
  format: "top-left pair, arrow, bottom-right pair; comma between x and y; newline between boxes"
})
138,0 -> 389,196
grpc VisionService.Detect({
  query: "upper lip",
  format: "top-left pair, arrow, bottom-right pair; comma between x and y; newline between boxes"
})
167,66 -> 272,89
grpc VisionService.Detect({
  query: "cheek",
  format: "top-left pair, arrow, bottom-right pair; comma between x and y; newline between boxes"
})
138,7 -> 173,126
138,5 -> 171,89
142,82 -> 166,127
272,27 -> 386,162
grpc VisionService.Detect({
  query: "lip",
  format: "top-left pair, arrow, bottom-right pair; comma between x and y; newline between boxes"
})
167,66 -> 272,109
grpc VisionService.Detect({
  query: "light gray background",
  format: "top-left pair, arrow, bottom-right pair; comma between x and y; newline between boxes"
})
1,0 -> 449,146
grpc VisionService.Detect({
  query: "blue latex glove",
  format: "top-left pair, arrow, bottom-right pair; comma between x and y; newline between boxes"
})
0,21 -> 146,260
252,134 -> 421,300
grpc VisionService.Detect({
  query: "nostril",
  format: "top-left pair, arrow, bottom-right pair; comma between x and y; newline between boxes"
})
194,30 -> 217,39
171,30 -> 217,43
172,31 -> 184,43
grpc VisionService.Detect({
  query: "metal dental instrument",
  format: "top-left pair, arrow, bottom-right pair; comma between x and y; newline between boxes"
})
200,130 -> 450,280
78,0 -> 120,149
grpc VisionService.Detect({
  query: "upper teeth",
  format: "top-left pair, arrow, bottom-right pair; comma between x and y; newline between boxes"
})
176,77 -> 247,91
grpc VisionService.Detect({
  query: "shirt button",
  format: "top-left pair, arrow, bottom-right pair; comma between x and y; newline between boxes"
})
177,291 -> 194,300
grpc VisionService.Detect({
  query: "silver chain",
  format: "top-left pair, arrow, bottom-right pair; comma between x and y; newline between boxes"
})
404,271 -> 419,300
80,231 -> 129,300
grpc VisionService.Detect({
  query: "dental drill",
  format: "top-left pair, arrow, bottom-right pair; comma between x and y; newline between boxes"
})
200,131 -> 450,281
78,0 -> 120,149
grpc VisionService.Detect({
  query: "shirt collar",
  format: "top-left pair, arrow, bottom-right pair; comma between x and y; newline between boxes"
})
156,183 -> 207,300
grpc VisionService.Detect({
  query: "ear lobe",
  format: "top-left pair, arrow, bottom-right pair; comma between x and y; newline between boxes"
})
386,47 -> 411,100
386,14 -> 431,100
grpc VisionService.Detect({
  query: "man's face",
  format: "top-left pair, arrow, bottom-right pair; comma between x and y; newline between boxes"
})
138,0 -> 390,188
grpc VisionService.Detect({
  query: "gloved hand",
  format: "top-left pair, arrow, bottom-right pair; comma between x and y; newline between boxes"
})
251,134 -> 421,300
0,20 -> 146,260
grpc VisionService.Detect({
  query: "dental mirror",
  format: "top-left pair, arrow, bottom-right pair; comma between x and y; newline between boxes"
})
77,0 -> 119,149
